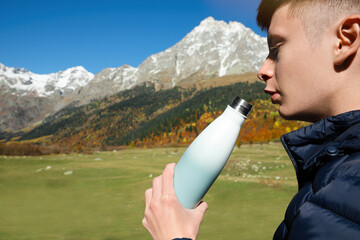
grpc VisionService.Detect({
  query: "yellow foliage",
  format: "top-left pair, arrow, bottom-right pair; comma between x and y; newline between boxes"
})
20,135 -> 53,144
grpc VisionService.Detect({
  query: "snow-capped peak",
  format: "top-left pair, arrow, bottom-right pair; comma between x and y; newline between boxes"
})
136,17 -> 268,86
0,63 -> 94,97
199,16 -> 217,25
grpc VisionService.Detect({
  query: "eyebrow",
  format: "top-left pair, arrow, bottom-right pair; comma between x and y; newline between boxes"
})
267,33 -> 285,46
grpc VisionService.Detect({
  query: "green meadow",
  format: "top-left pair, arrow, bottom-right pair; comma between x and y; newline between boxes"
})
0,143 -> 297,240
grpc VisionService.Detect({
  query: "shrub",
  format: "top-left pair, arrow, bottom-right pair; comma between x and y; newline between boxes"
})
0,142 -> 42,156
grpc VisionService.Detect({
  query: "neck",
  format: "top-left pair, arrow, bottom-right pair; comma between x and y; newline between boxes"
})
329,72 -> 360,116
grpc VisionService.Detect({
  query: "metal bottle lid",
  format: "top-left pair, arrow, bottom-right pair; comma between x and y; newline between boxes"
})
229,96 -> 253,117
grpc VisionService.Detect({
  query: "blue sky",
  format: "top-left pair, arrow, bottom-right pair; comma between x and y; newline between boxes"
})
0,0 -> 265,74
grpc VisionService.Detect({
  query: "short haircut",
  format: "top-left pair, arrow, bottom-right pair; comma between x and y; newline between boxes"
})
257,0 -> 360,42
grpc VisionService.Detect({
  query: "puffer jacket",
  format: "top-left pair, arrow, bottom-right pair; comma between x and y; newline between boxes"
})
274,110 -> 360,239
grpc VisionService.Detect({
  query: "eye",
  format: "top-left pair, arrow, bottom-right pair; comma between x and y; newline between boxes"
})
268,45 -> 280,60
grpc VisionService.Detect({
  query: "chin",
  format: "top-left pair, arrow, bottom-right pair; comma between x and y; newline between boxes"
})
278,107 -> 318,123
278,109 -> 296,120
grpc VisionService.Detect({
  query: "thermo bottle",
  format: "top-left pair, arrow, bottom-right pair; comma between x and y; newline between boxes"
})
173,96 -> 252,209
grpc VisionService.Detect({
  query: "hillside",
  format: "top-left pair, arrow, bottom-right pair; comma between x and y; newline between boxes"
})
16,80 -> 307,151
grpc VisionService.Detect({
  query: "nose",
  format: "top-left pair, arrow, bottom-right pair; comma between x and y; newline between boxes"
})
257,58 -> 274,82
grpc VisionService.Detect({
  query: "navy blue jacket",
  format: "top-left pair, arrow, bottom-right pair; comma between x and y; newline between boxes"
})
274,110 -> 360,239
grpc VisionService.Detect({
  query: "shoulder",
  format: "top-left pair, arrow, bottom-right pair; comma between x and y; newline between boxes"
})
282,152 -> 360,239
294,152 -> 360,238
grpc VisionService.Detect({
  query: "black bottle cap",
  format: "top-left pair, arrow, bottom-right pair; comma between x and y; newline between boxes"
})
229,96 -> 253,117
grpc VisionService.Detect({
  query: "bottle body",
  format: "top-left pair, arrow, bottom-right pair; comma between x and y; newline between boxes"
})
174,104 -> 249,209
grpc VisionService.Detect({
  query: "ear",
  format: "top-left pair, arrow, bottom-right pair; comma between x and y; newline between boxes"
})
334,15 -> 360,66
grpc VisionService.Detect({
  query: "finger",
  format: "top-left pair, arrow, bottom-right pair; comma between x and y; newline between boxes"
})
145,188 -> 152,209
162,163 -> 176,196
142,217 -> 148,228
142,217 -> 154,238
152,175 -> 163,200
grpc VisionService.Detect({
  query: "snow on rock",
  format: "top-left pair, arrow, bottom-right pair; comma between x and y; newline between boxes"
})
81,17 -> 268,98
135,16 -> 268,87
0,63 -> 94,97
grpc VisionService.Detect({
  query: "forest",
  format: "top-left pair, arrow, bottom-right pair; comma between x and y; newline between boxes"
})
1,81 -> 307,154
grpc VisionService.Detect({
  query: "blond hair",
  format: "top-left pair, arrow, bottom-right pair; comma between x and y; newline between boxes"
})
257,0 -> 360,42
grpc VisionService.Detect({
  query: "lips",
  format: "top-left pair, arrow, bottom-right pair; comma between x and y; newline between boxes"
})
264,89 -> 281,104
271,92 -> 280,103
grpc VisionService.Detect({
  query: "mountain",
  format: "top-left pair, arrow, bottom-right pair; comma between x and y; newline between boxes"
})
0,63 -> 94,97
75,17 -> 267,104
0,17 -> 268,132
137,17 -> 267,84
17,81 -> 308,151
19,81 -> 268,147
0,64 -> 94,132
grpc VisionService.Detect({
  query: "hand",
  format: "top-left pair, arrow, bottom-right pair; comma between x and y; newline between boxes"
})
142,163 -> 208,240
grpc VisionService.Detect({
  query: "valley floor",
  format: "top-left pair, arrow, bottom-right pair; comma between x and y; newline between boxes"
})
0,143 -> 296,240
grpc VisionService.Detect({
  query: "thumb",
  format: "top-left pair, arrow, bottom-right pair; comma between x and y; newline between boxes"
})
195,201 -> 208,216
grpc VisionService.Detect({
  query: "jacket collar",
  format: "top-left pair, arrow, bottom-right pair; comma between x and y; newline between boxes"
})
281,110 -> 360,187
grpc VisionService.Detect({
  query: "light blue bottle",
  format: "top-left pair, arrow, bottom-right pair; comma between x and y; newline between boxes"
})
174,96 -> 252,209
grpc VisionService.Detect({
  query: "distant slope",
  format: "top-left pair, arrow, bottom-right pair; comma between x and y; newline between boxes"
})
18,81 -> 272,147
19,84 -> 194,145
117,81 -> 267,146
18,78 -> 308,150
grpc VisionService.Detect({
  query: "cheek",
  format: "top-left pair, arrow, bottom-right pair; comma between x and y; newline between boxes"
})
276,48 -> 321,95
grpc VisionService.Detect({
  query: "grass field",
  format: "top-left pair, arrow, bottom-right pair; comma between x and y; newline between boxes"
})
0,143 -> 297,240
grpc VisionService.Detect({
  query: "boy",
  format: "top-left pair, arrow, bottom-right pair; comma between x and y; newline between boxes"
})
142,0 -> 360,239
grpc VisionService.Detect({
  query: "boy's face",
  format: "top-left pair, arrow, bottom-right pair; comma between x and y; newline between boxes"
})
257,4 -> 337,122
